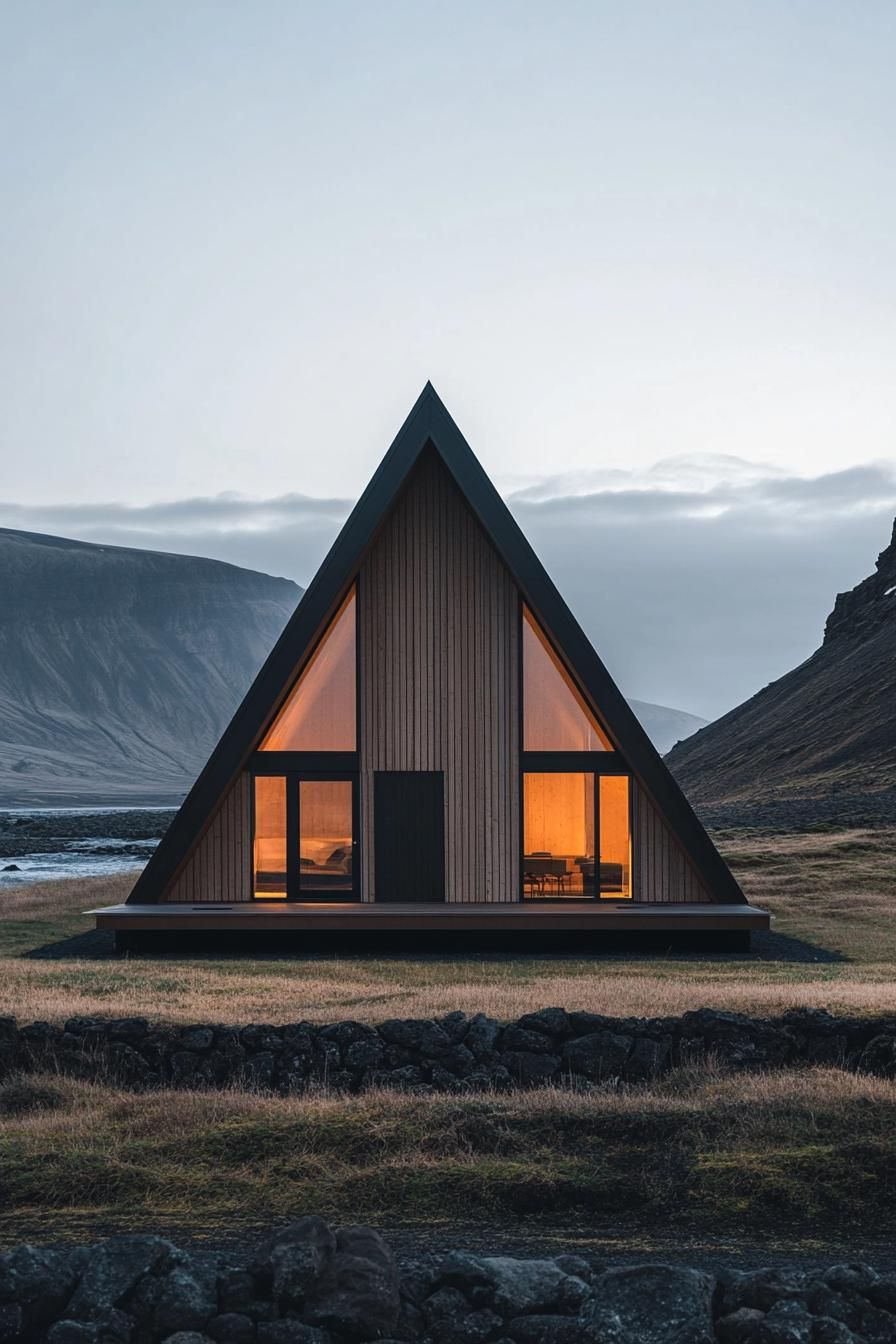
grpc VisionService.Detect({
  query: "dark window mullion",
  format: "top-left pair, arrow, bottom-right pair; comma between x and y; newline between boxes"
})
286,775 -> 300,900
594,771 -> 601,901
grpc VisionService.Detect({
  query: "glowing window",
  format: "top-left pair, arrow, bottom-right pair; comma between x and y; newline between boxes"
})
522,606 -> 610,751
253,775 -> 286,899
523,772 -> 595,897
261,589 -> 356,752
298,779 -> 354,895
599,775 -> 631,899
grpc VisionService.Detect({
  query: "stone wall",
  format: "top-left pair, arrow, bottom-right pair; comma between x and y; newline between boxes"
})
1,1219 -> 894,1343
1,1008 -> 895,1095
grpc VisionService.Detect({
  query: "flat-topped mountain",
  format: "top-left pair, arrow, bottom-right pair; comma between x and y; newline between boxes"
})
0,527 -> 701,804
667,518 -> 896,828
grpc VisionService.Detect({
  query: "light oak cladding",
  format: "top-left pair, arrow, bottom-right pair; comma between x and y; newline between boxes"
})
632,779 -> 709,903
358,450 -> 521,902
161,772 -> 251,903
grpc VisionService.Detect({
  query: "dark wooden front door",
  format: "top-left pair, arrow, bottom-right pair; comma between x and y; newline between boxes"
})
374,771 -> 445,903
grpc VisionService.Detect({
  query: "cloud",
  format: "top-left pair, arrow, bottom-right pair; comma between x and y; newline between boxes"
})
2,455 -> 895,720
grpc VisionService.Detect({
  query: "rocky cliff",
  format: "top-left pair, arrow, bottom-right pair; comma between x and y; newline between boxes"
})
666,518 -> 896,827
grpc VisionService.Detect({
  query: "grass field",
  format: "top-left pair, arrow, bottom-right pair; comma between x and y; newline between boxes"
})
0,1064 -> 893,1248
1,826 -> 895,1251
0,828 -> 894,1025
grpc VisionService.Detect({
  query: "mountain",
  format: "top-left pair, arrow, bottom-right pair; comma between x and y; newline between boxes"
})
0,527 -> 704,805
628,701 -> 706,755
0,529 -> 300,805
666,518 -> 896,828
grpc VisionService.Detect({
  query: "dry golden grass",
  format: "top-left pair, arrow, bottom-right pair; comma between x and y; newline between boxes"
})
0,828 -> 894,1025
1,1065 -> 893,1243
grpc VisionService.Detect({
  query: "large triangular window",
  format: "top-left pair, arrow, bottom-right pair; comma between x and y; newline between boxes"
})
522,605 -> 611,751
260,587 -> 356,751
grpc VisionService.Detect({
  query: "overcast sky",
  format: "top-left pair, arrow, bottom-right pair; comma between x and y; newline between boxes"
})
1,2 -> 894,719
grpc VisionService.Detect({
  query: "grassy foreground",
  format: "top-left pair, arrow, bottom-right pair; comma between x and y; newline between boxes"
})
0,1066 -> 893,1248
0,1064 -> 891,1241
0,827 -> 894,1254
0,827 -> 894,1023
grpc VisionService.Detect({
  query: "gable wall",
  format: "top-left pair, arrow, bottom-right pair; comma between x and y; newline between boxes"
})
160,771 -> 251,903
358,451 -> 521,902
632,780 -> 710,902
156,462 -> 712,907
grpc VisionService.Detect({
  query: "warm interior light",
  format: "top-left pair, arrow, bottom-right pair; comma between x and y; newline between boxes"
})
260,588 -> 357,751
298,779 -> 353,893
599,775 -> 632,899
522,606 -> 611,751
253,775 -> 286,899
523,772 -> 594,897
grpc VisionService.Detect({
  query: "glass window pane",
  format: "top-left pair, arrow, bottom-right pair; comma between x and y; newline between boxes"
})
600,775 -> 632,899
299,779 -> 353,894
523,772 -> 594,898
260,588 -> 356,751
253,775 -> 286,899
522,606 -> 610,751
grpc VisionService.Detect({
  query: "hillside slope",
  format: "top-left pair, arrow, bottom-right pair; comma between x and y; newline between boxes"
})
0,530 -> 299,804
667,518 -> 896,827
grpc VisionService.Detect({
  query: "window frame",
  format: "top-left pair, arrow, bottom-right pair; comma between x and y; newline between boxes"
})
250,767 -> 361,903
519,600 -> 634,901
258,583 -> 359,754
251,582 -> 362,902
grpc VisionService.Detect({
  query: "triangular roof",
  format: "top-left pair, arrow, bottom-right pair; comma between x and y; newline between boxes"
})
129,383 -> 744,905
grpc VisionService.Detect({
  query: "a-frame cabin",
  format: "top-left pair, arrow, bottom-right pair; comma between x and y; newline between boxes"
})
93,386 -> 768,944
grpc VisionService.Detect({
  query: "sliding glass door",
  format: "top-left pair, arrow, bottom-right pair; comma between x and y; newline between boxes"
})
252,772 -> 358,901
521,770 -> 632,900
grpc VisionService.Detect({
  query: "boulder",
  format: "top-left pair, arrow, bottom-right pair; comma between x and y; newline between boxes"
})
584,1264 -> 714,1344
304,1226 -> 399,1340
501,1026 -> 557,1055
562,1032 -> 633,1080
716,1307 -> 764,1343
179,1027 -> 215,1052
252,1218 -> 337,1306
344,1037 -> 385,1073
238,1026 -> 283,1052
476,1256 -> 588,1317
755,1298 -> 815,1343
464,1015 -> 501,1061
318,1022 -> 378,1050
244,1053 -> 276,1091
378,1019 -> 451,1058
509,1316 -> 598,1343
127,1255 -> 218,1337
67,1236 -> 173,1319
858,1034 -> 896,1077
0,1244 -> 79,1331
206,1313 -> 255,1344
500,1052 -> 561,1085
439,1012 -> 470,1044
517,1008 -> 571,1040
720,1269 -> 809,1316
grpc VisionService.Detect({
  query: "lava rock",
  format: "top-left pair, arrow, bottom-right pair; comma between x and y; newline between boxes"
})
562,1032 -> 633,1080
584,1264 -> 714,1344
304,1226 -> 399,1340
67,1235 -> 173,1320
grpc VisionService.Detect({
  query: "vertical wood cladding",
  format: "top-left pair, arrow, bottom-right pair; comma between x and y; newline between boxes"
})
632,779 -> 709,903
162,772 -> 251,903
359,450 -> 520,902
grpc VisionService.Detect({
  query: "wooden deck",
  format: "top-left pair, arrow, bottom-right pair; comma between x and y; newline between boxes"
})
92,901 -> 770,933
